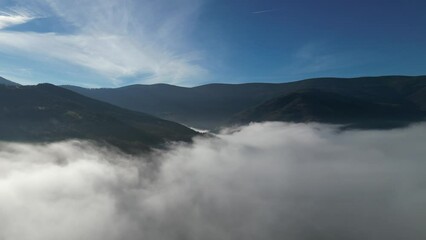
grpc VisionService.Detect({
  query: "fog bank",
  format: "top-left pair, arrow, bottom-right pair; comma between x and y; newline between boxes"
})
0,122 -> 425,240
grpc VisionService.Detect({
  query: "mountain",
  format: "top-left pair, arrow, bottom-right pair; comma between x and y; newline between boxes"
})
64,76 -> 426,129
63,83 -> 292,129
0,84 -> 197,152
230,89 -> 426,129
0,76 -> 20,86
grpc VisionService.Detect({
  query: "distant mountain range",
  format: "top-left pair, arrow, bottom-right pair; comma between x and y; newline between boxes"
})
230,89 -> 425,129
1,75 -> 425,152
64,75 -> 426,130
0,82 -> 196,152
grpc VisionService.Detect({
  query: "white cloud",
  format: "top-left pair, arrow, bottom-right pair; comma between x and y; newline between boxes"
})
0,10 -> 34,29
0,0 -> 207,85
0,122 -> 425,239
0,31 -> 205,85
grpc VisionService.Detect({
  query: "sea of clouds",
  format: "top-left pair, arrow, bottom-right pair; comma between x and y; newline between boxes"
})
0,122 -> 425,240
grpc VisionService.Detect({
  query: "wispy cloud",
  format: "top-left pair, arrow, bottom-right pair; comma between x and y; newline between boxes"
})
0,9 -> 35,29
252,8 -> 280,14
0,0 -> 207,85
0,31 -> 206,85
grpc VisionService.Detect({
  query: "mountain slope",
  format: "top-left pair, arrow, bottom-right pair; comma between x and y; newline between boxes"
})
230,89 -> 426,129
0,76 -> 20,86
0,84 -> 197,152
63,83 -> 293,129
64,75 -> 426,129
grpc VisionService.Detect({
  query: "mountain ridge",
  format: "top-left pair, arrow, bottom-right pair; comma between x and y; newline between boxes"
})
0,76 -> 20,86
63,75 -> 426,129
230,88 -> 426,129
0,83 -> 197,152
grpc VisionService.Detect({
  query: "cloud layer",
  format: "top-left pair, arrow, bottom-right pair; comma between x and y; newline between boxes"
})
0,122 -> 425,240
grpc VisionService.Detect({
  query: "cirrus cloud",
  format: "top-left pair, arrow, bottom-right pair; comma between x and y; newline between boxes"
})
0,0 -> 207,85
0,9 -> 35,29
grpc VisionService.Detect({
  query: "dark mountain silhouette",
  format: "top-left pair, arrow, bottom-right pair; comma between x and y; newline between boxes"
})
0,76 -> 20,86
0,84 -> 197,152
64,75 -> 426,129
64,83 -> 262,129
230,89 -> 426,129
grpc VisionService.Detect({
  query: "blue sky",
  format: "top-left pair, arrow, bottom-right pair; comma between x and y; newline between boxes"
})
0,0 -> 425,87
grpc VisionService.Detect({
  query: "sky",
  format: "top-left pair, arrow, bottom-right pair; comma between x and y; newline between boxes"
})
0,0 -> 425,87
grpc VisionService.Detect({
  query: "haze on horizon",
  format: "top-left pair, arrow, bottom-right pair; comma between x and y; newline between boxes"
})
0,0 -> 425,87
